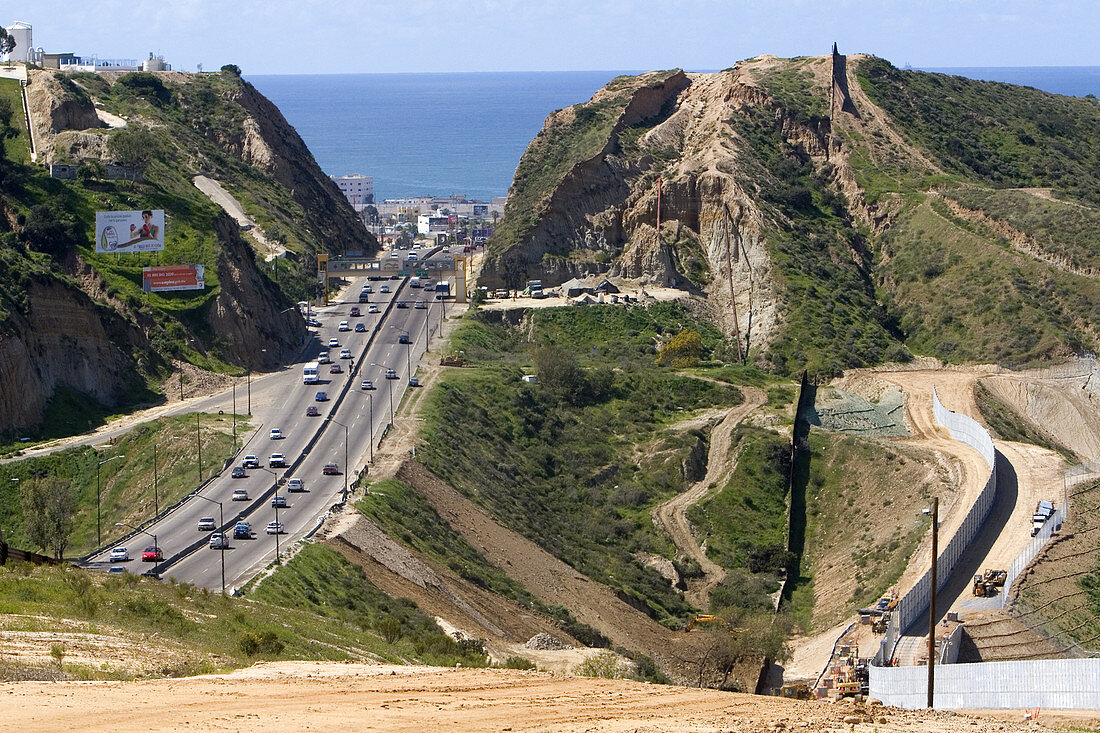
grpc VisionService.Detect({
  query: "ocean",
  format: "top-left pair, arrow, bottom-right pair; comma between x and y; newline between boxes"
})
249,67 -> 1100,203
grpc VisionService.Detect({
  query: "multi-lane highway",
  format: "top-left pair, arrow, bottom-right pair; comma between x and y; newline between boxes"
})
87,248 -> 453,592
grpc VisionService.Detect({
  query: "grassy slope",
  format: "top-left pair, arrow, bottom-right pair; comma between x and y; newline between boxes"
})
417,304 -> 748,624
973,380 -> 1076,461
0,78 -> 31,165
0,543 -> 486,680
0,412 -> 246,555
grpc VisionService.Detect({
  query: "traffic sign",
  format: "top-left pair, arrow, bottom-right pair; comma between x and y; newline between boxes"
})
416,269 -> 428,277
398,270 -> 409,277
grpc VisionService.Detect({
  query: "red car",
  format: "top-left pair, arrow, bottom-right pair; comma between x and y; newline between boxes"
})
329,364 -> 343,374
141,546 -> 163,562
306,405 -> 320,416
349,306 -> 360,317
322,463 -> 341,475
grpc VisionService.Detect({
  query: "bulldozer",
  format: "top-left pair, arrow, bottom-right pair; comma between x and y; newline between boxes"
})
972,569 -> 1007,596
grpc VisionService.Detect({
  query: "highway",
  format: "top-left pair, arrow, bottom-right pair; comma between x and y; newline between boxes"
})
86,248 -> 453,592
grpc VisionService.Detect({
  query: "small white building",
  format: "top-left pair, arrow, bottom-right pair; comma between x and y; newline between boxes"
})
331,174 -> 374,207
1,21 -> 32,64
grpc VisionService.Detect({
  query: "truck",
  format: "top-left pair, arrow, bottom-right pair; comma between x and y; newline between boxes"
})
410,276 -> 421,288
303,361 -> 320,384
1032,501 -> 1055,536
435,280 -> 451,298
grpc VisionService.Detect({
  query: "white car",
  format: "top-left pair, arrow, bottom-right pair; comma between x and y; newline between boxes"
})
340,349 -> 352,359
362,285 -> 373,293
338,321 -> 351,332
231,489 -> 249,502
109,547 -> 129,562
380,285 -> 391,293
266,521 -> 283,535
414,300 -> 426,309
367,304 -> 379,314
269,453 -> 287,468
269,428 -> 283,440
198,517 -> 217,531
287,478 -> 305,492
328,338 -> 340,348
361,379 -> 374,390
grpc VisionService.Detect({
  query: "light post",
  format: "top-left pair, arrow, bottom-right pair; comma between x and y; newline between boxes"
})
924,496 -> 939,709
255,466 -> 282,563
196,413 -> 203,484
326,417 -> 350,503
232,383 -> 237,450
96,454 -> 125,546
195,494 -> 226,595
353,389 -> 374,465
371,362 -> 395,428
115,521 -> 156,569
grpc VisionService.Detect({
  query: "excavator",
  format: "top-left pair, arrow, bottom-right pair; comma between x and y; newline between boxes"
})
686,614 -> 719,631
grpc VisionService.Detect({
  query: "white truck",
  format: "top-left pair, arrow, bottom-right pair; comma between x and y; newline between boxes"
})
303,361 -> 320,384
1031,500 -> 1055,536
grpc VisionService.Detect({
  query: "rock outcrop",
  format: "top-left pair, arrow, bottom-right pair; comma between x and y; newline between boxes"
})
25,70 -> 103,144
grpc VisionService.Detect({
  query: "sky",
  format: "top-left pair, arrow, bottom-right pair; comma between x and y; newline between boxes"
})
14,0 -> 1100,74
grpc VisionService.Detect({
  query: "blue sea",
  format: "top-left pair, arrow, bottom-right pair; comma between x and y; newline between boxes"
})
249,67 -> 1100,203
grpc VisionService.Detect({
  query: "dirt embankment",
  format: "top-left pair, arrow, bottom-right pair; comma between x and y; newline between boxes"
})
0,661 -> 1082,733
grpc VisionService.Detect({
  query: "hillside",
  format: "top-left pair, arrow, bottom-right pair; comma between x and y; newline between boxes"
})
482,51 -> 1100,375
0,68 -> 376,438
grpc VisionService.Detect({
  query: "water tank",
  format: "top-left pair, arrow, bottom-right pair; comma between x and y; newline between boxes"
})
142,53 -> 167,72
3,21 -> 32,63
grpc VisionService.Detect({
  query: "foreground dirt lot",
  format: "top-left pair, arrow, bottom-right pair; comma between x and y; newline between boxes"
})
2,661 -> 1090,732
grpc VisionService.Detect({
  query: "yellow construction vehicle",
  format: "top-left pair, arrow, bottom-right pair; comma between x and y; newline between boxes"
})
686,614 -> 719,631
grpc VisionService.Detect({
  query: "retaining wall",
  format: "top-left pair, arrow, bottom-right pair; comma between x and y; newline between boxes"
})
874,388 -> 997,666
868,658 -> 1100,709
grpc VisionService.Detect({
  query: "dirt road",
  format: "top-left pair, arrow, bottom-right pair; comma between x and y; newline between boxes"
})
654,386 -> 767,608
0,661 -> 1079,732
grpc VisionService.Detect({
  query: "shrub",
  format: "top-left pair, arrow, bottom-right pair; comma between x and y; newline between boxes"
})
573,650 -> 630,679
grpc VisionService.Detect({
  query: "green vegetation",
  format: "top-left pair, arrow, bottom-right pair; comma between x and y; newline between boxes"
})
0,543 -> 485,680
0,412 -> 247,555
757,62 -> 828,120
0,77 -> 31,165
877,197 -> 1100,365
974,381 -> 1075,461
857,57 -> 1100,205
416,304 -> 746,623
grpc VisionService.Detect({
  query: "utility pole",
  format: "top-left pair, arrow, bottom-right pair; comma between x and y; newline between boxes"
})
196,413 -> 202,483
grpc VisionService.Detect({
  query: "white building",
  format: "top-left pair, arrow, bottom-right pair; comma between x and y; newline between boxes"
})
331,174 -> 374,207
1,21 -> 32,64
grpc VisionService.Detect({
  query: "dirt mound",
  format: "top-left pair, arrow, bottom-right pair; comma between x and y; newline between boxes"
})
0,661 -> 1080,732
524,633 -> 571,651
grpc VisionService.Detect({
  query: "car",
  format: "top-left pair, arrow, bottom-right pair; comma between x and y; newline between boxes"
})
409,377 -> 420,387
396,301 -> 408,309
340,348 -> 352,359
407,253 -> 417,261
242,454 -> 259,469
385,368 -> 397,379
315,391 -> 329,401
287,478 -> 305,493
380,284 -> 391,293
349,306 -> 360,317
328,337 -> 340,348
362,284 -> 373,293
368,304 -> 380,314
269,453 -> 287,468
306,405 -> 320,416
198,516 -> 217,531
141,546 -> 163,562
339,321 -> 351,332
108,565 -> 126,574
361,379 -> 374,390
209,532 -> 229,550
232,489 -> 249,502
414,300 -> 426,309
355,322 -> 367,332
269,428 -> 284,440
271,495 -> 287,508
265,521 -> 283,535
398,333 -> 409,344
358,292 -> 371,303
231,466 -> 247,479
109,547 -> 129,562
322,463 -> 341,475
307,318 -> 322,327
318,352 -> 332,364
329,363 -> 343,374
233,521 -> 252,540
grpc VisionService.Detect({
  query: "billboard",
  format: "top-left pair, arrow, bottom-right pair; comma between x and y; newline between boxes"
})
95,209 -> 165,253
473,204 -> 488,217
142,265 -> 204,292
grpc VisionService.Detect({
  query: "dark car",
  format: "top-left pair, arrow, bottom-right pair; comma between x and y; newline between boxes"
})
233,522 -> 252,540
396,300 -> 408,308
329,364 -> 343,374
315,391 -> 328,401
398,333 -> 409,344
231,466 -> 247,479
306,405 -> 320,416
349,306 -> 361,317
358,293 -> 370,303
355,322 -> 367,332
322,463 -> 341,475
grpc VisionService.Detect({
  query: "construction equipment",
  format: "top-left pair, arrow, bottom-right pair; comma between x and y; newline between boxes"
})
687,614 -> 719,631
972,569 -> 1005,597
440,353 -> 468,367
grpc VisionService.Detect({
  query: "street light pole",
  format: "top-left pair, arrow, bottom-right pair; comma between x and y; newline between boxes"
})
232,383 -> 237,450
326,417 -> 350,504
96,454 -> 125,546
927,496 -> 939,709
196,412 -> 202,483
371,362 -> 395,427
115,521 -> 157,571
195,494 -> 226,595
153,441 -> 158,518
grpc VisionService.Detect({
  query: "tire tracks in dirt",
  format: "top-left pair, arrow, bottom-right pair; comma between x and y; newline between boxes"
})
654,385 -> 767,609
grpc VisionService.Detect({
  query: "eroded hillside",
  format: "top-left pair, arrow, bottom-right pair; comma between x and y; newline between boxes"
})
483,51 -> 1100,375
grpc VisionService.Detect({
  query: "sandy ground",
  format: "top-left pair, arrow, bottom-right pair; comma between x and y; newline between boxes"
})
0,661 -> 1084,733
